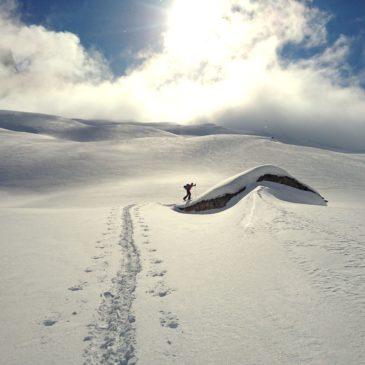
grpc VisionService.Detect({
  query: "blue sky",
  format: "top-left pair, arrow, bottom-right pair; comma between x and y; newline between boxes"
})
301,0 -> 365,75
18,0 -> 172,74
18,0 -> 365,77
321,0 -> 365,75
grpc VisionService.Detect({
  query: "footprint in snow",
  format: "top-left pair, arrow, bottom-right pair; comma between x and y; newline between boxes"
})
151,258 -> 163,265
101,291 -> 114,298
43,319 -> 57,326
42,312 -> 61,327
148,281 -> 174,297
68,282 -> 87,291
159,311 -> 179,329
148,269 -> 167,278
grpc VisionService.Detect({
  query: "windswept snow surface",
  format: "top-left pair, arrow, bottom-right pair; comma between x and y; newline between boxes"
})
0,110 -> 364,364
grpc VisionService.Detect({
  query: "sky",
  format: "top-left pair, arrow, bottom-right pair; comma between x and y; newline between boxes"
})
16,0 -> 365,77
1,0 -> 365,150
17,0 -> 173,75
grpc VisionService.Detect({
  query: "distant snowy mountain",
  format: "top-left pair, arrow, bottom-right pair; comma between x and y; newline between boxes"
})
0,110 -> 175,141
0,110 -> 238,142
2,109 -> 364,152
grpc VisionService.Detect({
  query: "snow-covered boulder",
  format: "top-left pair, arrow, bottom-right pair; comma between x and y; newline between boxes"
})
177,165 -> 327,213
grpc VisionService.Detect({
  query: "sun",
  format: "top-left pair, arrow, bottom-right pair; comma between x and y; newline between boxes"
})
164,0 -> 227,65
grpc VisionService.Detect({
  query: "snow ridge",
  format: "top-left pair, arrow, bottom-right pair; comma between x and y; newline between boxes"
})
84,205 -> 141,365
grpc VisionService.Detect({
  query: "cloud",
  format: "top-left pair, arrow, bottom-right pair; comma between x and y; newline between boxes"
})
0,0 -> 365,150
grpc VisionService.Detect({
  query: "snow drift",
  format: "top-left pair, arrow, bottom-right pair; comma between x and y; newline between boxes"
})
177,165 -> 327,213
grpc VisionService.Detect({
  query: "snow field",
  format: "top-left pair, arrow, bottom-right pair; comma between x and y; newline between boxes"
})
0,110 -> 364,364
133,190 -> 364,364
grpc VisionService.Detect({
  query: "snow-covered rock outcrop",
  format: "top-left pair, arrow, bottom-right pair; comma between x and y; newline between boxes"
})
177,165 -> 327,213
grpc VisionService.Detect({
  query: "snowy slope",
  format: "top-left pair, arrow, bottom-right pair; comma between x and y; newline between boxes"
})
0,110 -> 87,137
0,110 -> 176,141
0,110 -> 364,364
131,195 -> 364,364
0,110 -> 234,142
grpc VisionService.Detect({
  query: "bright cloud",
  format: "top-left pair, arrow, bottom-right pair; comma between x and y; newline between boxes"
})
1,0 -> 365,150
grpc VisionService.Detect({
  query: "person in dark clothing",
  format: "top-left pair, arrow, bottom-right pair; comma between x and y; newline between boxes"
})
183,182 -> 196,201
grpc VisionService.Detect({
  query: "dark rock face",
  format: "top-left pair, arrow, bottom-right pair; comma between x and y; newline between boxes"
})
180,174 -> 325,213
183,186 -> 246,213
256,174 -> 316,194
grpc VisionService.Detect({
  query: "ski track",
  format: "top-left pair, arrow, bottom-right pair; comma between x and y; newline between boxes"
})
83,204 -> 141,365
240,189 -> 258,234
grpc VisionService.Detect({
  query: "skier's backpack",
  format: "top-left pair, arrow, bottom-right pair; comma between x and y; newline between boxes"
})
183,184 -> 189,190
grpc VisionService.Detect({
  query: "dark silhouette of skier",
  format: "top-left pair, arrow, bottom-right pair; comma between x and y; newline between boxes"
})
183,182 -> 196,201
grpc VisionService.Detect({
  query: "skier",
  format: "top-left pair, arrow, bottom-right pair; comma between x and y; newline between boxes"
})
183,182 -> 196,201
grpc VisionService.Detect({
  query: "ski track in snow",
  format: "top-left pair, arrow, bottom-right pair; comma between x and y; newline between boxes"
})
83,204 -> 141,365
240,189 -> 258,234
83,203 -> 180,364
